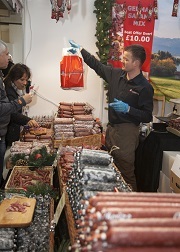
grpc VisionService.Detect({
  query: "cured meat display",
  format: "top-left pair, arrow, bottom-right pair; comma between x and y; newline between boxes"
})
22,127 -> 53,142
57,102 -> 93,118
0,193 -> 53,252
54,114 -> 101,140
70,192 -> 180,251
9,140 -> 53,167
31,115 -> 54,129
58,148 -> 132,244
54,117 -> 74,140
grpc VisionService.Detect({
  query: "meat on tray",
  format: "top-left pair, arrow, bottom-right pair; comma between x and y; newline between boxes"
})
7,168 -> 52,188
6,201 -> 30,213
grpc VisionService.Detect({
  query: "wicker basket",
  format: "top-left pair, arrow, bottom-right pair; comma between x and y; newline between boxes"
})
64,191 -> 77,245
53,133 -> 102,148
49,198 -> 54,252
57,164 -> 67,195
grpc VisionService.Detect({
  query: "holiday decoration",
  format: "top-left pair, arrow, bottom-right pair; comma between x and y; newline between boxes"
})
136,0 -> 142,20
94,0 -> 156,85
94,0 -> 114,65
10,153 -> 27,167
25,182 -> 59,199
50,0 -> 72,22
154,0 -> 158,19
28,146 -> 56,168
147,4 -> 154,21
172,0 -> 179,17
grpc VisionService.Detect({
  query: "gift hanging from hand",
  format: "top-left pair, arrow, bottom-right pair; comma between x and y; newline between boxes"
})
60,47 -> 84,90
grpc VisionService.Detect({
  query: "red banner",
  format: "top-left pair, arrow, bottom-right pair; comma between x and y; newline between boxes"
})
109,0 -> 156,78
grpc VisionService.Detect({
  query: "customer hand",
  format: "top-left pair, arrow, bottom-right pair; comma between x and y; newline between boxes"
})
22,93 -> 33,105
109,98 -> 129,114
69,40 -> 81,49
27,119 -> 39,128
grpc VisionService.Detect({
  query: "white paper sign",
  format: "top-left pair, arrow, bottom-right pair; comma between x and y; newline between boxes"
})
53,192 -> 65,225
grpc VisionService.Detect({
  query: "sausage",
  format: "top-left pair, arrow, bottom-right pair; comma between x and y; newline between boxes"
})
81,166 -> 117,183
80,149 -> 112,166
54,117 -> 74,124
82,181 -> 118,192
106,218 -> 180,228
88,195 -> 180,205
102,226 -> 180,246
89,201 -> 180,209
85,207 -> 180,220
73,102 -> 86,106
59,102 -> 72,106
103,246 -> 180,252
57,0 -> 62,8
96,192 -> 180,199
74,114 -> 94,121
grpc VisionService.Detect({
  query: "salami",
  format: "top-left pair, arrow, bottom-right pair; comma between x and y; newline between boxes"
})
80,149 -> 112,166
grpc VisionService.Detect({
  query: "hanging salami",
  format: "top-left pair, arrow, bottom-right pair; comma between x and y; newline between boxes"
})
50,0 -> 72,21
172,0 -> 179,17
60,48 -> 84,90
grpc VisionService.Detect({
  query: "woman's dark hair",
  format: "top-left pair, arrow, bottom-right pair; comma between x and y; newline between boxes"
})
4,63 -> 31,84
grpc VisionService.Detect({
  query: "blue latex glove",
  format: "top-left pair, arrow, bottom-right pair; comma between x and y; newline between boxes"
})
109,98 -> 129,114
69,40 -> 80,49
68,48 -> 77,54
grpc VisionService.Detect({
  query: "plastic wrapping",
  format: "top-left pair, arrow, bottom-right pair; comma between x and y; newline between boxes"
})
60,48 -> 84,90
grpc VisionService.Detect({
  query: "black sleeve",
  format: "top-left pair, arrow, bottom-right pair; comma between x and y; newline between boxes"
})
10,112 -> 31,126
81,48 -> 113,83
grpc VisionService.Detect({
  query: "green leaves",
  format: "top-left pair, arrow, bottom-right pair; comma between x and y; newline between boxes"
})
94,0 -> 114,64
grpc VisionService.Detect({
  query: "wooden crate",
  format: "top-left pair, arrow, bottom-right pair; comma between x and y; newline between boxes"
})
5,166 -> 54,190
53,133 -> 102,148
49,198 -> 55,252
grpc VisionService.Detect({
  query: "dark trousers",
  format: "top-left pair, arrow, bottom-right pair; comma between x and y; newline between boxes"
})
105,123 -> 139,191
0,136 -> 6,183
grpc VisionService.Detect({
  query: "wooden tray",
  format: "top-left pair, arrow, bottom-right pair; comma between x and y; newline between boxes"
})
0,197 -> 36,227
5,166 -> 54,190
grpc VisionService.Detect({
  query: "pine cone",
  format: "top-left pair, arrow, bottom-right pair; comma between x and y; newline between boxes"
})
16,159 -> 28,166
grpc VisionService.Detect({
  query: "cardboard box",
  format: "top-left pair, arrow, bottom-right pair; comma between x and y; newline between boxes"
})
162,151 -> 180,178
158,171 -> 173,193
170,154 -> 180,193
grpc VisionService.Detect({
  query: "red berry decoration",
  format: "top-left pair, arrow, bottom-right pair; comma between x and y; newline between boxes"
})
35,153 -> 42,160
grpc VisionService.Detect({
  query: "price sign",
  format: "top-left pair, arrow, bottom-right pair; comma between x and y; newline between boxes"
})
123,0 -> 155,74
112,0 -> 156,75
53,192 -> 65,225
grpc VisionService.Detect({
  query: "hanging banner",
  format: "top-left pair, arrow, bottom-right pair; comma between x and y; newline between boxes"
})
109,0 -> 156,78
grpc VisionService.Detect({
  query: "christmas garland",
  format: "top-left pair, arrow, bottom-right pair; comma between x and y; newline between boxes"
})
94,0 -> 114,92
94,0 -> 114,65
28,146 -> 56,168
7,182 -> 59,200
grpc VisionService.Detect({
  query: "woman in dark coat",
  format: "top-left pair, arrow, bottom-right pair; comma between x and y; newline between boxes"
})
4,63 -> 39,147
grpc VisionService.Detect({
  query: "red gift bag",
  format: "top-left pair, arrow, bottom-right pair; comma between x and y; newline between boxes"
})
60,49 -> 84,90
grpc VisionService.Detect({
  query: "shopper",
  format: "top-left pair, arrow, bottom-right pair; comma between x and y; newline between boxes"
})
0,40 -> 33,186
69,40 -> 154,191
1,54 -> 14,78
4,63 -> 39,147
